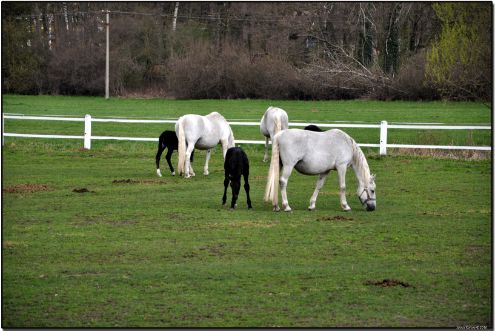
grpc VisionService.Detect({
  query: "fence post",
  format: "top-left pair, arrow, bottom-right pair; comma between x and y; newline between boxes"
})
1,113 -> 4,146
379,120 -> 388,155
84,114 -> 92,149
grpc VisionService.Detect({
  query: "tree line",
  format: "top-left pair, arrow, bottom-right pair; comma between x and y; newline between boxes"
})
2,2 -> 492,101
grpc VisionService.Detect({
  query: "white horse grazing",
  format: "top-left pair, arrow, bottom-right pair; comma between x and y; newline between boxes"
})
176,112 -> 235,178
260,106 -> 289,162
264,128 -> 376,212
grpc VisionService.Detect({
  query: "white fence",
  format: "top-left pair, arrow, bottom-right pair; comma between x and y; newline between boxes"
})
2,114 -> 491,155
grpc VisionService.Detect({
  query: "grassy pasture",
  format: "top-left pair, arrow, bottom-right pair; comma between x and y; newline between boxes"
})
2,96 -> 492,327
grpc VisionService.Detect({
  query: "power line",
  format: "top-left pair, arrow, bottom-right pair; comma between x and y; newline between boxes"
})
14,9 -> 350,25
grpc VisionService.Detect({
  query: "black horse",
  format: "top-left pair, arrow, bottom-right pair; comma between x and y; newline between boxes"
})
155,130 -> 194,177
304,124 -> 323,132
222,147 -> 252,209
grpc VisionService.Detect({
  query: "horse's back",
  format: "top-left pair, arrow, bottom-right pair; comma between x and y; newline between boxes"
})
160,130 -> 178,149
178,112 -> 231,149
176,114 -> 202,133
277,129 -> 353,175
178,114 -> 205,135
207,112 -> 231,135
261,106 -> 289,137
225,147 -> 248,176
206,111 -> 226,122
304,124 -> 323,132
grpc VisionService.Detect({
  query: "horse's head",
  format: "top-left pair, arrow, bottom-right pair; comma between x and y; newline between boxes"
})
358,174 -> 376,211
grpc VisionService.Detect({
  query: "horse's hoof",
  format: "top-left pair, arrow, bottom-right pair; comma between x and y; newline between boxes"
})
156,169 -> 162,177
171,171 -> 175,176
308,206 -> 315,211
282,203 -> 292,212
203,171 -> 209,176
342,206 -> 351,212
184,174 -> 191,179
273,206 -> 280,212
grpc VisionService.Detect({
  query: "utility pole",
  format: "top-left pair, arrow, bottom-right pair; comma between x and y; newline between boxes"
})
172,2 -> 179,32
105,9 -> 110,99
171,2 -> 179,57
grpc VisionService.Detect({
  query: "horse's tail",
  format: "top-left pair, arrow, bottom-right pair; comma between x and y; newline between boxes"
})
264,132 -> 280,207
274,112 -> 282,136
177,119 -> 186,176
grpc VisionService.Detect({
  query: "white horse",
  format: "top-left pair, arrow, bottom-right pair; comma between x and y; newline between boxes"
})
260,106 -> 289,162
176,112 -> 235,178
264,128 -> 376,212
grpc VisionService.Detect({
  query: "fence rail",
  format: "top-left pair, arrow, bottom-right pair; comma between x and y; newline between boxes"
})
2,114 -> 491,155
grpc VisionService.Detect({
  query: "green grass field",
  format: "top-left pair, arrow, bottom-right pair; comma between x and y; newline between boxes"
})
2,95 -> 492,327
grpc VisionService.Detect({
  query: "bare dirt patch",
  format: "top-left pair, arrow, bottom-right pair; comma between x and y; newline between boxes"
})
365,279 -> 414,288
199,242 -> 226,256
73,188 -> 95,193
113,179 -> 139,184
316,216 -> 354,222
3,184 -> 50,194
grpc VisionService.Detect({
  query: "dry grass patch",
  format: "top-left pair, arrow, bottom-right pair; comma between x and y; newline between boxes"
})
112,178 -> 168,185
229,220 -> 277,228
3,241 -> 19,249
392,148 -> 491,160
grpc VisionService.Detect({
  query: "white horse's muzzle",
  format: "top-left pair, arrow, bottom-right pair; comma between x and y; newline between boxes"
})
359,188 -> 376,211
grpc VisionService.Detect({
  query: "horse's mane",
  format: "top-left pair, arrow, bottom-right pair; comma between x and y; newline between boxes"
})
228,126 -> 235,148
350,136 -> 371,183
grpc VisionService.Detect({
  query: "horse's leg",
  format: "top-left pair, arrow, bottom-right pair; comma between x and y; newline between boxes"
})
222,172 -> 229,206
263,137 -> 270,162
280,164 -> 295,212
189,162 -> 195,177
220,139 -> 229,159
243,172 -> 252,209
337,164 -> 351,211
230,179 -> 241,209
165,148 -> 175,176
184,143 -> 195,178
155,143 -> 166,177
203,149 -> 211,175
308,172 -> 329,211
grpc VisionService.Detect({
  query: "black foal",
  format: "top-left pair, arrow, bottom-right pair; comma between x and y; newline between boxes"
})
222,147 -> 252,209
155,130 -> 194,177
304,124 -> 323,132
